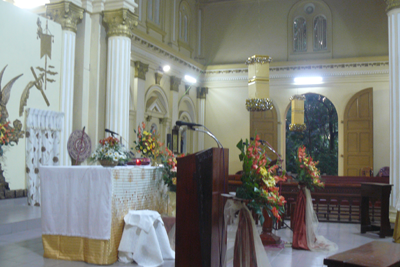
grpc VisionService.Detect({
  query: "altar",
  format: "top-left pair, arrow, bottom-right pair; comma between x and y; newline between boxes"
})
39,165 -> 163,265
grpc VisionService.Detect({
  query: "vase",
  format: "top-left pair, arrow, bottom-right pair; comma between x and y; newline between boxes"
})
150,158 -> 158,167
99,159 -> 118,167
167,191 -> 176,217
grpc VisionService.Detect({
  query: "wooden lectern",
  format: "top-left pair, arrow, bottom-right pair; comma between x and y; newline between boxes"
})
176,148 -> 229,267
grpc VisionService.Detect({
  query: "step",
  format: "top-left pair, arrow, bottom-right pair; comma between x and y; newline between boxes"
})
0,197 -> 41,236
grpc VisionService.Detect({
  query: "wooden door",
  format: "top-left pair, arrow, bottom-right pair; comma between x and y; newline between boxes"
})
250,108 -> 278,161
343,88 -> 373,176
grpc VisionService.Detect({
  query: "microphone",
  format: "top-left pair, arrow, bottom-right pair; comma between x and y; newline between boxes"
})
105,128 -> 119,137
175,121 -> 202,128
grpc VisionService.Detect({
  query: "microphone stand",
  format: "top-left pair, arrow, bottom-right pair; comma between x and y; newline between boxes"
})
188,125 -> 223,149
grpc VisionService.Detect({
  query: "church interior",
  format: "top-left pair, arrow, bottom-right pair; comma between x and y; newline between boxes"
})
1,0 -> 400,266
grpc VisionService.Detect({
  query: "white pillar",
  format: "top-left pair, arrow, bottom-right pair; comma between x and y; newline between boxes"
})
105,36 -> 131,140
387,2 -> 400,214
197,87 -> 208,151
132,61 -> 149,130
103,9 -> 138,144
46,2 -> 84,166
169,76 -> 181,125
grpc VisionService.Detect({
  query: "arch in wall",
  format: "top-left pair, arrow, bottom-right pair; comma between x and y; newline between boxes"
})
144,85 -> 169,144
178,95 -> 196,122
178,110 -> 193,154
284,93 -> 339,175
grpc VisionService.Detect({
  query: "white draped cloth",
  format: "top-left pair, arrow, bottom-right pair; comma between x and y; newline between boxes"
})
26,108 -> 64,206
118,210 -> 175,267
40,166 -> 113,239
224,198 -> 271,267
304,187 -> 338,252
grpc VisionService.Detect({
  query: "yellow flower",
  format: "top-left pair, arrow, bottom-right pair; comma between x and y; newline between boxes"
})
172,178 -> 177,185
259,167 -> 268,177
143,149 -> 147,153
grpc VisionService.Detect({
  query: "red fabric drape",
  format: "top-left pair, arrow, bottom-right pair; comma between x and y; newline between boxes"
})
233,209 -> 258,267
292,186 -> 309,250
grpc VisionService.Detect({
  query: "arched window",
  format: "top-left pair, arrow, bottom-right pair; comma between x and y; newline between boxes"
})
287,1 -> 332,60
294,17 -> 307,52
314,15 -> 327,51
179,2 -> 190,44
147,0 -> 161,25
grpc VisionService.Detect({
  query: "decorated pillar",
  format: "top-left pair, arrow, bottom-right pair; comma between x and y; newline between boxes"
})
132,60 -> 149,132
197,87 -> 208,151
103,9 -> 138,144
245,55 -> 273,112
46,1 -> 84,166
386,1 -> 400,212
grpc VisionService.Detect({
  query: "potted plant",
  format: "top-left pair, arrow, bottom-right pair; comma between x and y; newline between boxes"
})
90,136 -> 128,167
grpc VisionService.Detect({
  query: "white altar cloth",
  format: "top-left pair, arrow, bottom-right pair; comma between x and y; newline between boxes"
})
39,165 -> 162,265
118,210 -> 175,266
40,166 -> 113,239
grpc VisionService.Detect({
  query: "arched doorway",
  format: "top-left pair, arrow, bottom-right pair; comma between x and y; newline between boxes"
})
285,93 -> 338,175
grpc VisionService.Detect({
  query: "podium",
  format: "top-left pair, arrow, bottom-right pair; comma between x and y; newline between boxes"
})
176,148 -> 229,267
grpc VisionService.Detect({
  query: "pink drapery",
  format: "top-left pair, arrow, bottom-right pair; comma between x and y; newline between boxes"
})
292,185 -> 309,250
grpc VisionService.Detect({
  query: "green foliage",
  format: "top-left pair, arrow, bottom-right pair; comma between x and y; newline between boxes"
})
286,94 -> 338,175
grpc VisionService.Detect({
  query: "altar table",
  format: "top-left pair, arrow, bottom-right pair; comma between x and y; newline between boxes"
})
360,183 -> 393,238
324,241 -> 400,267
39,165 -> 162,265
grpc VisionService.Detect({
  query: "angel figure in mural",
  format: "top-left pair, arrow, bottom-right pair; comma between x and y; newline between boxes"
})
0,65 -> 24,145
19,18 -> 57,116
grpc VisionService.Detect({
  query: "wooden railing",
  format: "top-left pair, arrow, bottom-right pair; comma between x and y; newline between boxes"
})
228,175 -> 389,223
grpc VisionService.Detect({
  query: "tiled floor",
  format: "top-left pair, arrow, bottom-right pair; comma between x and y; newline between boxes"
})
0,198 -> 396,267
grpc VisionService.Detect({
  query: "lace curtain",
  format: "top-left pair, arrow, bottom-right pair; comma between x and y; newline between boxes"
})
25,108 -> 64,206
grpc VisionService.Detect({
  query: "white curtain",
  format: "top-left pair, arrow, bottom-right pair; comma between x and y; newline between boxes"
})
304,188 -> 338,252
25,108 -> 64,206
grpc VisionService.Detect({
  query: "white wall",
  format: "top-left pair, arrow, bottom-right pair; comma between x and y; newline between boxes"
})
203,59 -> 390,176
0,1 -> 62,189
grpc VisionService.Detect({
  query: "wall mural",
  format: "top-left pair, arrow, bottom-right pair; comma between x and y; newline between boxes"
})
19,18 -> 57,116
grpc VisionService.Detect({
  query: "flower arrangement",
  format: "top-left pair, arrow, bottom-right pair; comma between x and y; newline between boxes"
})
0,121 -> 13,156
161,147 -> 178,187
90,136 -> 127,164
133,122 -> 162,162
294,146 -> 324,191
236,135 -> 287,221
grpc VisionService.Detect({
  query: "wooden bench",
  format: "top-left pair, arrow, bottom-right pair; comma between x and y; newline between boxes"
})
228,175 -> 389,223
324,241 -> 400,267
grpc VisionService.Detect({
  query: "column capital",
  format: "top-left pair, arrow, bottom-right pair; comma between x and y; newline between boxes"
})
133,61 -> 149,80
170,76 -> 181,92
46,1 -> 84,33
197,87 -> 208,99
386,0 -> 400,13
103,8 -> 138,38
155,71 -> 163,85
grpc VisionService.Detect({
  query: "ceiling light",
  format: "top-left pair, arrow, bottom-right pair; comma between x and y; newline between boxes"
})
162,65 -> 170,72
184,75 -> 196,84
294,76 -> 323,85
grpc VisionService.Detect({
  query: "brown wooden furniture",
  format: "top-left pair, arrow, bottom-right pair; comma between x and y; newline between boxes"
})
360,183 -> 393,238
176,148 -> 228,267
228,175 -> 390,223
324,241 -> 400,267
361,166 -> 373,177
